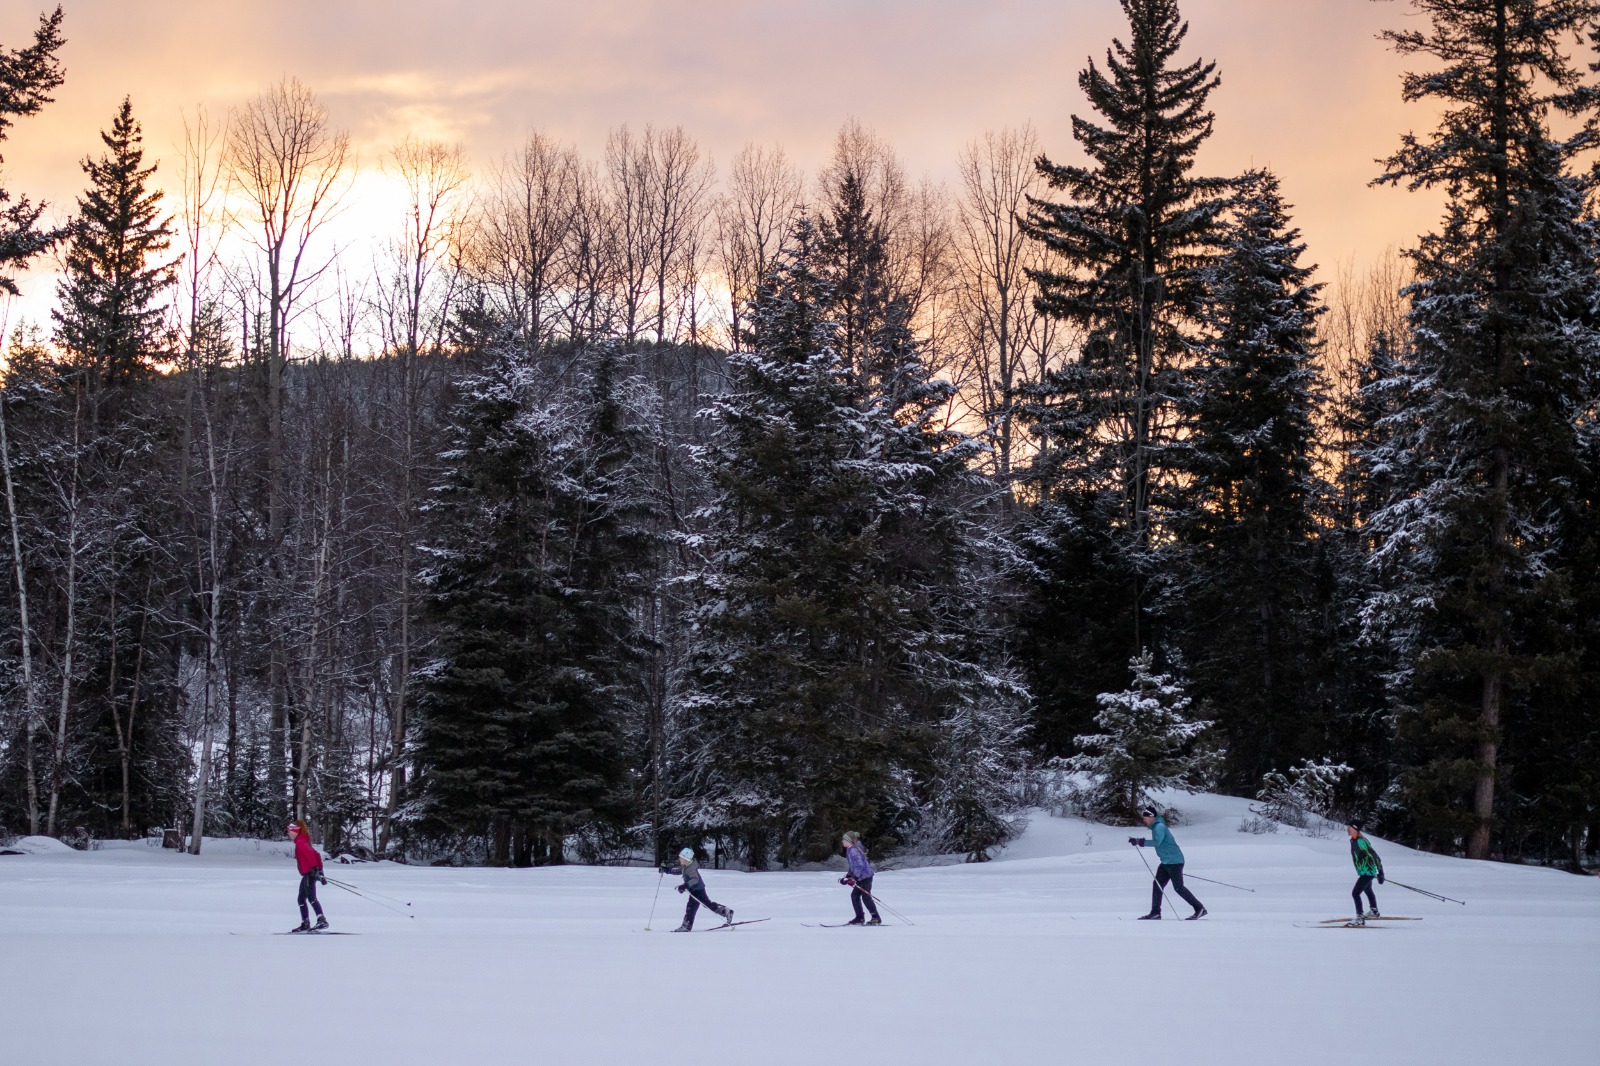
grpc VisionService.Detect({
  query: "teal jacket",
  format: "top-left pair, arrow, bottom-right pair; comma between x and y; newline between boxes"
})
1138,817 -> 1185,865
1351,836 -> 1383,878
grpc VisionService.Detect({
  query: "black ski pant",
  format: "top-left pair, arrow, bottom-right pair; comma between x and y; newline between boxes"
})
1352,875 -> 1377,916
1151,863 -> 1203,915
850,876 -> 880,921
683,885 -> 729,928
298,871 -> 325,923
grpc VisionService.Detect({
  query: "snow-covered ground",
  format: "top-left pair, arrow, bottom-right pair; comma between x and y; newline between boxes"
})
2,792 -> 1595,1065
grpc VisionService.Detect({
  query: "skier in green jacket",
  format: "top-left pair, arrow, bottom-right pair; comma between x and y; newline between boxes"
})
1346,823 -> 1384,926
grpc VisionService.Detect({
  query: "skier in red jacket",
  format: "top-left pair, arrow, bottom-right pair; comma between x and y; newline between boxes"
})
288,820 -> 329,932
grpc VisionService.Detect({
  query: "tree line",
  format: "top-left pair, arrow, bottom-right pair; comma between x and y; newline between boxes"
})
0,0 -> 1596,871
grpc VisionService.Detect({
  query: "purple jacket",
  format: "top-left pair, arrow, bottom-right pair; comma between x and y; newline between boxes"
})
845,844 -> 874,880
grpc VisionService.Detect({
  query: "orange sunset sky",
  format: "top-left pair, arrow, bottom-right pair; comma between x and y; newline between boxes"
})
0,0 -> 1451,330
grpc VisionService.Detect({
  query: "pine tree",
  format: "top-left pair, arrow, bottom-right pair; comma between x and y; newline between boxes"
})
53,98 -> 176,397
1365,0 -> 1600,858
0,7 -> 67,296
1168,170 -> 1326,786
1067,650 -> 1216,822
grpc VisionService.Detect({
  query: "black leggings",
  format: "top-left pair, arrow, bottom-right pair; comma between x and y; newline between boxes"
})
1151,863 -> 1203,915
850,876 -> 880,921
683,885 -> 729,928
1352,875 -> 1377,916
298,871 -> 325,923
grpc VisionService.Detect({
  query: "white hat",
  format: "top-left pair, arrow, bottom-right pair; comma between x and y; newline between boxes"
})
679,847 -> 695,861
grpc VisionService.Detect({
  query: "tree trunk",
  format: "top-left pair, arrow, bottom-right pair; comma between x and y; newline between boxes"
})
0,388 -> 41,834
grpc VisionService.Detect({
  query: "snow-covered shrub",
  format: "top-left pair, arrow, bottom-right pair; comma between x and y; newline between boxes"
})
1066,650 -> 1218,823
1237,814 -> 1279,835
1254,758 -> 1352,830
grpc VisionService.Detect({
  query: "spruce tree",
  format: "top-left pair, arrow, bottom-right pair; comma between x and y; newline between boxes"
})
1169,170 -> 1326,786
0,7 -> 67,295
1366,0 -> 1600,859
53,97 -> 176,397
414,345 -> 648,865
1022,0 -> 1229,553
674,213 -> 1027,864
1067,650 -> 1215,822
1018,0 -> 1229,757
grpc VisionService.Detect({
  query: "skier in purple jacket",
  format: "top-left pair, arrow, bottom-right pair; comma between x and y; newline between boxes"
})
839,831 -> 880,925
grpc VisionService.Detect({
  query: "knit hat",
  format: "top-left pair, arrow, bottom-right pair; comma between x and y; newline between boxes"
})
841,831 -> 860,846
1139,805 -> 1158,819
678,847 -> 695,861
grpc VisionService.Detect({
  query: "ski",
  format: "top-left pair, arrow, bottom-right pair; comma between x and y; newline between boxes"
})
702,918 -> 769,931
1294,922 -> 1388,929
801,922 -> 887,928
1315,917 -> 1422,923
273,930 -> 358,935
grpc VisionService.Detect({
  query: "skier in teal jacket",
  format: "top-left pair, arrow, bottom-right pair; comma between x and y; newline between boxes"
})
1346,823 -> 1384,925
1129,805 -> 1206,919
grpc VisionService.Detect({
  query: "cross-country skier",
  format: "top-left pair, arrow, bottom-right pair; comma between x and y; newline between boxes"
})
661,847 -> 733,931
287,820 -> 328,932
839,831 -> 880,926
1345,823 -> 1384,926
1129,805 -> 1207,920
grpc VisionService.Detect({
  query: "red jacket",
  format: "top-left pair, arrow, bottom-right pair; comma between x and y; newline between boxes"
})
293,833 -> 323,875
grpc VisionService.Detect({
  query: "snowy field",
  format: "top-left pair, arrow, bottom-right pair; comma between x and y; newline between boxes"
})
2,792 -> 1596,1066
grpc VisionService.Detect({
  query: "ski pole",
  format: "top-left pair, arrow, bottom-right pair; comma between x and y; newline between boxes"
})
1386,878 -> 1466,905
645,871 -> 664,931
1132,842 -> 1177,916
324,877 -> 411,907
322,877 -> 415,917
1184,873 -> 1256,893
851,882 -> 915,926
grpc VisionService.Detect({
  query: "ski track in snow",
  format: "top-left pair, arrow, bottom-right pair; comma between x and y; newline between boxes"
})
1,791 -> 1595,1066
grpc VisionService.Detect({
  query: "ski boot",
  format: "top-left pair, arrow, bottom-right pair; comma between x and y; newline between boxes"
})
1345,915 -> 1366,927
1137,911 -> 1161,920
846,916 -> 865,925
866,916 -> 882,926
720,907 -> 735,927
673,921 -> 693,932
313,915 -> 329,931
1365,908 -> 1381,919
288,921 -> 311,934
1186,906 -> 1208,921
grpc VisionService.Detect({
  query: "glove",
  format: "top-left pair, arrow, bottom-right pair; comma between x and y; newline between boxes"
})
1377,872 -> 1385,885
840,876 -> 855,886
318,870 -> 327,885
676,884 -> 687,894
1128,837 -> 1141,846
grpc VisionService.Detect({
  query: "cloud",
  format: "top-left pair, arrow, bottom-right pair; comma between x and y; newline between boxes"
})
0,0 -> 1445,325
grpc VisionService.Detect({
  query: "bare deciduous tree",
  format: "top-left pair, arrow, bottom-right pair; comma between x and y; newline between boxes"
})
225,77 -> 350,823
373,137 -> 469,853
715,142 -> 802,348
951,125 -> 1067,485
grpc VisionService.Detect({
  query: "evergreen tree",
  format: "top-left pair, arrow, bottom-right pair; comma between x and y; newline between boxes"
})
1022,0 -> 1229,557
1168,169 -> 1326,786
673,214 -> 1027,864
1018,0 -> 1230,755
0,7 -> 67,296
413,345 -> 650,865
53,97 -> 176,397
1365,0 -> 1600,859
1067,650 -> 1215,822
